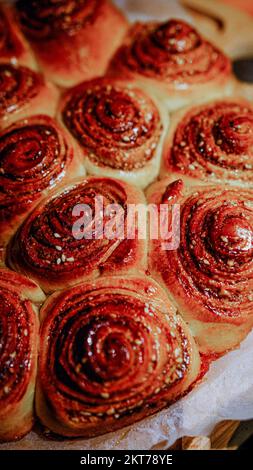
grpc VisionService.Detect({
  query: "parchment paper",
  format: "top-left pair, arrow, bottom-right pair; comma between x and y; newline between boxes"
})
1,0 -> 253,451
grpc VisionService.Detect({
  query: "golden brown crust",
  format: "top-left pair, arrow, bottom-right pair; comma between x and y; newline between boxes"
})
15,0 -> 128,88
108,18 -> 234,111
0,0 -> 252,444
0,3 -> 36,68
0,115 -> 85,265
0,268 -> 45,442
36,275 -> 200,438
58,77 -> 168,188
8,177 -> 147,293
160,98 -> 253,187
147,178 -> 253,354
0,63 -> 59,130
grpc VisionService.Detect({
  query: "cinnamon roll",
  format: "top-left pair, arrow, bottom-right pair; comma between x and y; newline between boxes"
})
15,0 -> 128,88
0,268 -> 45,442
147,178 -> 253,354
8,177 -> 146,293
0,63 -> 59,130
161,98 -> 253,186
36,275 -> 201,438
59,78 -> 168,188
0,3 -> 35,68
109,19 -> 234,112
0,115 -> 85,263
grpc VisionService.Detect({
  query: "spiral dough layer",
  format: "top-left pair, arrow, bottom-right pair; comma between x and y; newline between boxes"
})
16,0 -> 103,40
148,179 -> 253,353
0,63 -> 41,116
62,78 -> 163,172
8,177 -> 146,293
0,268 -> 45,441
0,115 -> 84,256
0,63 -> 58,129
163,100 -> 253,184
110,19 -> 231,87
36,276 -> 200,437
15,0 -> 128,88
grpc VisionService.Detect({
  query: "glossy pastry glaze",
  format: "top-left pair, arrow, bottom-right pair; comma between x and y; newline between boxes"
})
111,19 -> 229,83
0,268 -> 45,442
162,99 -> 253,185
147,178 -> 253,354
8,177 -> 146,293
0,4 -> 35,67
0,63 -> 59,129
60,77 -> 167,188
36,276 -> 200,437
0,1 -> 252,444
15,0 -> 128,87
109,19 -> 234,111
0,115 -> 85,261
17,0 -> 103,39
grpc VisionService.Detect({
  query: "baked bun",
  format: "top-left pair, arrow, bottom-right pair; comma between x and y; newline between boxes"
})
161,98 -> 253,187
59,77 -> 168,188
36,275 -> 201,438
147,178 -> 253,354
15,0 -> 128,88
0,115 -> 85,263
8,177 -> 147,293
0,63 -> 58,130
0,3 -> 35,68
0,268 -> 45,442
109,18 -> 234,111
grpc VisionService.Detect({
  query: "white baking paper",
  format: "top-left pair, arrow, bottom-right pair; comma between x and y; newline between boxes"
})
1,0 -> 253,450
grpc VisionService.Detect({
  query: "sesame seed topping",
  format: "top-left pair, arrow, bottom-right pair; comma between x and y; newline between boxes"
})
107,408 -> 116,416
188,164 -> 195,171
227,260 -> 234,267
135,339 -> 142,345
174,348 -> 181,357
244,201 -> 253,208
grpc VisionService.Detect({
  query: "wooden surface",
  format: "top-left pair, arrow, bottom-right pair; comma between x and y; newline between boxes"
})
170,421 -> 241,450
